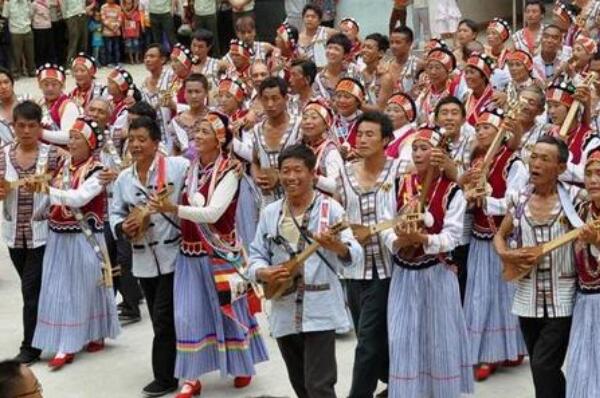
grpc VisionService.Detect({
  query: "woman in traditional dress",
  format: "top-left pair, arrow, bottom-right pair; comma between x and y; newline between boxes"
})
332,78 -> 365,154
168,73 -> 209,159
152,111 -> 268,398
270,22 -> 300,82
300,99 -> 343,195
462,52 -> 496,126
415,48 -> 460,124
385,125 -> 473,397
68,53 -> 104,110
462,108 -> 529,381
485,18 -> 511,70
32,116 -> 120,369
384,92 -> 417,159
567,149 -> 600,398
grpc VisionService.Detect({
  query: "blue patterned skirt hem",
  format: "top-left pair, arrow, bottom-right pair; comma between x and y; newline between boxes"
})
388,264 -> 474,398
32,231 -> 120,354
464,237 -> 527,363
567,292 -> 600,398
174,254 -> 268,380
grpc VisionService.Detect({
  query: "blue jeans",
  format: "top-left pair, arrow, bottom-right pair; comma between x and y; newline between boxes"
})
104,36 -> 120,65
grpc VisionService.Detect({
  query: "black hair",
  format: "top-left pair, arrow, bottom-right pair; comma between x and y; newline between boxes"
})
234,15 -> 255,32
13,100 -> 42,123
434,96 -> 466,119
593,51 -> 600,61
525,0 -> 546,14
391,25 -> 414,43
184,73 -> 209,92
0,66 -> 14,86
544,24 -> 564,34
259,76 -> 288,97
0,360 -> 22,398
365,33 -> 390,53
129,115 -> 162,142
535,135 -> 569,163
145,43 -> 169,61
326,33 -> 352,54
458,18 -> 479,35
278,143 -> 317,171
291,59 -> 317,85
128,100 -> 157,119
302,3 -> 323,19
356,111 -> 394,141
192,29 -> 214,47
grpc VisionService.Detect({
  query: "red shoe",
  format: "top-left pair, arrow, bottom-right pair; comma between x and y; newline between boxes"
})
175,380 -> 202,398
234,376 -> 252,388
86,340 -> 105,353
474,364 -> 493,381
502,355 -> 525,367
48,353 -> 75,370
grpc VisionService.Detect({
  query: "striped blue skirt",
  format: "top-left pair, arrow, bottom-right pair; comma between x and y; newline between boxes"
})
236,174 -> 261,251
32,231 -> 120,354
174,254 -> 269,380
388,264 -> 474,398
464,237 -> 527,364
567,293 -> 600,398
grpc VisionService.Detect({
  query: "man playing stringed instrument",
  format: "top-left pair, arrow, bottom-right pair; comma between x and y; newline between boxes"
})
248,143 -> 363,398
493,136 -> 581,398
384,125 -> 473,398
461,107 -> 529,381
234,77 -> 301,206
0,101 -> 62,366
337,111 -> 403,398
110,116 -> 189,398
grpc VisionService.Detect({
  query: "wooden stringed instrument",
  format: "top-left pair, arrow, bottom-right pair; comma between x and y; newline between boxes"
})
350,128 -> 450,245
465,98 -> 527,202
503,218 -> 600,281
2,173 -> 52,191
125,186 -> 173,243
559,72 -> 598,138
263,220 -> 349,300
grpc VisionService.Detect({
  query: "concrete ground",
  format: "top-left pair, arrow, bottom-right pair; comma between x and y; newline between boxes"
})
0,66 -> 536,397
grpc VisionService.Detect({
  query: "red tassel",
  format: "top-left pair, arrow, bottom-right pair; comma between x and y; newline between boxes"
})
247,289 -> 262,315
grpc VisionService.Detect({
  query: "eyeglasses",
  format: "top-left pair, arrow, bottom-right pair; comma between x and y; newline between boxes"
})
14,380 -> 43,397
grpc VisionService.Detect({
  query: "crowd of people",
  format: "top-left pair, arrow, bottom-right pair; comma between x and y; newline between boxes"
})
1,0 -> 600,397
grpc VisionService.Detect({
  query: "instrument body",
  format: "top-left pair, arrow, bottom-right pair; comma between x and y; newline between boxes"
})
263,221 -> 348,300
2,173 -> 52,192
502,219 -> 600,281
125,186 -> 173,242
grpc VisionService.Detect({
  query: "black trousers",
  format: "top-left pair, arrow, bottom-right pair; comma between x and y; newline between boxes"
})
346,278 -> 390,397
33,28 -> 54,67
138,273 -> 177,387
453,243 -> 470,305
104,224 -> 142,314
519,316 -> 572,398
9,245 -> 45,356
277,330 -> 337,398
51,20 -> 67,66
150,13 -> 177,49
